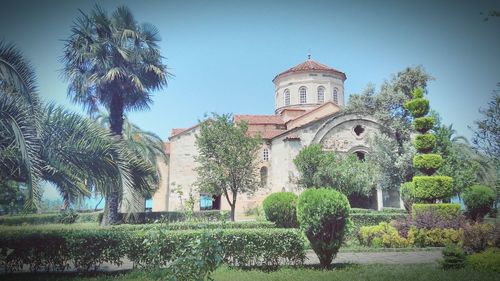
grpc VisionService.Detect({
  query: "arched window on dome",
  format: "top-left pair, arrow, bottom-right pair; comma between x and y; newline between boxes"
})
299,86 -> 307,104
317,86 -> 325,103
284,89 -> 290,106
333,88 -> 339,104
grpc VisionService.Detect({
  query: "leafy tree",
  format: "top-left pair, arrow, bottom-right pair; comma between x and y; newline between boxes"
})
294,144 -> 379,197
346,66 -> 433,189
472,90 -> 499,163
62,5 -> 169,224
0,181 -> 27,215
195,113 -> 261,221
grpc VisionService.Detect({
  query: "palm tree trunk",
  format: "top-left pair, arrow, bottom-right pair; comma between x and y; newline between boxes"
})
105,94 -> 124,225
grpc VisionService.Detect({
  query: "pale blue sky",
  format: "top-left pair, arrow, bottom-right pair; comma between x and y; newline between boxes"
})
1,0 -> 499,200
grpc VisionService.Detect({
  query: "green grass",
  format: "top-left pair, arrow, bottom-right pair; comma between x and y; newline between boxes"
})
2,264 -> 498,281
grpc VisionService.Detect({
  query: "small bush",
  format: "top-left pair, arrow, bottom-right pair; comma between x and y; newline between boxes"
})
263,192 -> 299,228
56,209 -> 79,224
404,98 -> 429,118
414,134 -> 437,153
358,222 -> 409,248
297,188 -> 350,267
466,248 -> 500,273
462,185 -> 496,222
461,223 -> 496,254
413,117 -> 434,134
413,154 -> 443,175
412,176 -> 454,201
441,243 -> 466,270
412,227 -> 463,247
411,203 -> 463,229
400,182 -> 416,211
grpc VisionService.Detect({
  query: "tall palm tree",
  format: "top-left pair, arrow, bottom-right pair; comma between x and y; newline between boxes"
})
62,5 -> 169,224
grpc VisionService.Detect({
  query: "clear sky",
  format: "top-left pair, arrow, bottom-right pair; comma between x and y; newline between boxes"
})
1,0 -> 499,199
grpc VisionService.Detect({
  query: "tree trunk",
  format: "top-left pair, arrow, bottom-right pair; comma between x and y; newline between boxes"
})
104,94 -> 124,225
230,204 -> 235,221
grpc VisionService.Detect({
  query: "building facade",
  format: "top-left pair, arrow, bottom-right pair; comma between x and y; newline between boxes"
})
152,59 -> 402,217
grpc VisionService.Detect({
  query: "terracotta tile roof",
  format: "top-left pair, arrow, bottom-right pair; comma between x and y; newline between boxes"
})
171,128 -> 186,136
234,114 -> 285,125
247,129 -> 286,139
273,59 -> 346,82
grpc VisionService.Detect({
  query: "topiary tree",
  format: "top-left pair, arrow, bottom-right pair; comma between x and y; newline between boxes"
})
462,184 -> 496,221
297,188 -> 350,268
262,192 -> 298,228
404,88 -> 454,203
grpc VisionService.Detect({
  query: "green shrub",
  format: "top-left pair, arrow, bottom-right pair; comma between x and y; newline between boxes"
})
413,154 -> 443,175
400,182 -> 416,211
413,117 -> 434,134
462,185 -> 496,222
56,209 -> 79,224
297,188 -> 350,267
414,134 -> 436,153
412,227 -> 463,247
0,227 -> 305,272
412,176 -> 454,201
462,223 -> 496,254
441,243 -> 466,270
466,248 -> 500,273
404,98 -> 429,118
0,212 -> 102,226
263,192 -> 299,228
98,210 -> 231,224
358,222 -> 409,248
350,213 -> 407,228
412,88 -> 425,99
412,204 -> 461,224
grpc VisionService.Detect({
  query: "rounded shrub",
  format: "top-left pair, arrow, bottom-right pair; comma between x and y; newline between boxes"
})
262,192 -> 298,228
462,185 -> 496,221
404,98 -> 429,118
413,117 -> 435,134
297,188 -> 350,268
414,134 -> 436,153
413,154 -> 443,175
412,176 -> 454,201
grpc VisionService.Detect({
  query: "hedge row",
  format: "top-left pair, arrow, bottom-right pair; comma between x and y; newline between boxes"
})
0,228 -> 305,272
0,212 -> 101,226
350,212 -> 407,228
0,210 -> 230,226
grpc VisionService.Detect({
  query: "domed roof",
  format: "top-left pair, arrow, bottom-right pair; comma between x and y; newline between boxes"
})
273,59 -> 346,82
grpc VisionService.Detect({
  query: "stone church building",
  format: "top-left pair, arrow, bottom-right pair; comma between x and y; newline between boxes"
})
152,59 -> 402,217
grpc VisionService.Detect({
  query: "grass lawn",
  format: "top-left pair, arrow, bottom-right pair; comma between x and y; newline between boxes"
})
2,264 -> 498,281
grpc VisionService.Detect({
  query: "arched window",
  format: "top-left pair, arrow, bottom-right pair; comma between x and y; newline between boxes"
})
299,86 -> 307,104
263,148 -> 269,161
317,86 -> 325,103
284,89 -> 290,106
260,167 -> 268,187
333,88 -> 338,104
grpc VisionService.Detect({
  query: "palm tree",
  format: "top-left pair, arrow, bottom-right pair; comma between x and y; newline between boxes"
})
62,5 -> 169,224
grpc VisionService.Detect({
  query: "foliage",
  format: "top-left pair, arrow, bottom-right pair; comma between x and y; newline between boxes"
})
0,212 -> 101,225
472,91 -> 500,162
167,231 -> 222,281
462,185 -> 496,221
404,98 -> 429,118
195,113 -> 261,221
297,188 -> 350,267
294,144 -> 379,196
0,227 -> 305,273
412,227 -> 463,247
411,203 -> 463,229
62,5 -> 169,225
441,243 -> 466,270
414,134 -> 436,153
350,212 -> 406,230
413,117 -> 435,133
413,154 -> 443,175
0,181 -> 27,215
412,176 -> 454,201
358,222 -> 410,248
466,248 -> 500,273
400,182 -> 416,211
56,209 -> 79,224
461,223 -> 496,254
262,192 -> 298,228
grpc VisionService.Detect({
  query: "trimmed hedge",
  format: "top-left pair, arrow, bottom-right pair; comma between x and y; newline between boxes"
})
413,154 -> 443,175
412,176 -> 454,201
98,210 -> 231,224
414,134 -> 436,153
0,227 -> 305,272
404,98 -> 429,118
0,212 -> 101,226
263,192 -> 299,228
413,117 -> 435,134
412,203 -> 461,223
351,212 -> 407,228
462,185 -> 496,221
